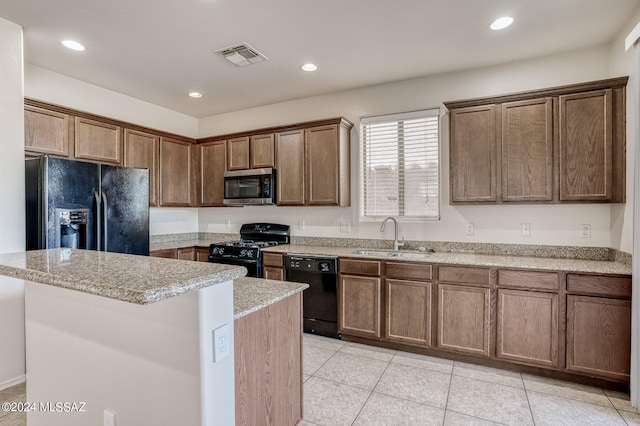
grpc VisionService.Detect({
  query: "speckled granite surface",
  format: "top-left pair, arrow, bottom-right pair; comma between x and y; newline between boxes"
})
0,248 -> 247,304
263,245 -> 632,275
233,277 -> 308,320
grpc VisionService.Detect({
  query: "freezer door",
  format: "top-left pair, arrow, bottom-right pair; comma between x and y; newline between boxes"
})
40,157 -> 99,250
100,165 -> 149,255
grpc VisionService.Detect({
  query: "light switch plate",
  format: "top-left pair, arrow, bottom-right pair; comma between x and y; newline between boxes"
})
580,224 -> 591,238
213,323 -> 230,363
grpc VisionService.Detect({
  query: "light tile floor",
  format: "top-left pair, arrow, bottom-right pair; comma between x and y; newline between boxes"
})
2,336 -> 638,426
301,333 -> 640,426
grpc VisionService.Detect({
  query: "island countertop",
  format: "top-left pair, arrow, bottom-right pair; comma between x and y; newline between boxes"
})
233,277 -> 308,320
0,248 -> 247,304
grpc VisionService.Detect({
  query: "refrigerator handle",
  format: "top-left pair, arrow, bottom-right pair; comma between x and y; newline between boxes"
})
101,192 -> 108,253
94,191 -> 102,251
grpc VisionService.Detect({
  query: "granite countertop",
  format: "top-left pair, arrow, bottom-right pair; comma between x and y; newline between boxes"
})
263,245 -> 632,275
0,248 -> 247,304
233,277 -> 308,320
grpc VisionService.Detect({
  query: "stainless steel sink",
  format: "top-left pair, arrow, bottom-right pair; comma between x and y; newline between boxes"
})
352,249 -> 431,260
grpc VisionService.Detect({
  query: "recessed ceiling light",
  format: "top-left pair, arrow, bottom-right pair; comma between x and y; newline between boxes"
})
490,16 -> 513,30
188,92 -> 203,98
301,63 -> 318,72
61,40 -> 86,51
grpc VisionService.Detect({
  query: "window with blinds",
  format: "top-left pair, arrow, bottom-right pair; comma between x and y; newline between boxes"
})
360,109 -> 440,220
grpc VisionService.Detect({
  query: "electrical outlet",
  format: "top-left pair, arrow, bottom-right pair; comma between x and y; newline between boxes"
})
298,220 -> 305,231
224,219 -> 231,229
340,221 -> 351,233
212,324 -> 230,363
466,223 -> 475,236
581,224 -> 591,238
521,223 -> 531,237
104,409 -> 116,426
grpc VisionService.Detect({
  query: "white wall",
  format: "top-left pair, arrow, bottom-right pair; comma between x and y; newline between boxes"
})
0,17 -> 26,389
609,5 -> 640,254
198,45 -> 624,248
25,65 -> 199,139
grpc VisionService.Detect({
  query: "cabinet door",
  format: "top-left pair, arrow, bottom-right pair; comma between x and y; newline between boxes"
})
567,295 -> 630,381
385,279 -> 431,347
150,249 -> 176,259
200,141 -> 226,207
339,274 -> 382,338
250,133 -> 275,169
275,129 -> 305,205
437,284 -> 490,356
496,289 -> 558,367
306,124 -> 340,205
559,89 -> 613,201
264,267 -> 284,281
196,248 -> 210,262
159,137 -> 193,207
227,137 -> 250,170
501,98 -> 553,202
74,117 -> 122,164
123,129 -> 159,206
177,247 -> 196,261
450,105 -> 498,203
24,105 -> 71,157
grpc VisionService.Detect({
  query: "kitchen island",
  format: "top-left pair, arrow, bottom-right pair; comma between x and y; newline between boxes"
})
0,249 -> 307,426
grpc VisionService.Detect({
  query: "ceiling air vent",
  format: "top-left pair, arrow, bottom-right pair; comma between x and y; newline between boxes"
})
215,43 -> 268,67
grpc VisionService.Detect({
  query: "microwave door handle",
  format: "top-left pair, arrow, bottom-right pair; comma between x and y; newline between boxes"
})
101,192 -> 108,252
94,191 -> 101,251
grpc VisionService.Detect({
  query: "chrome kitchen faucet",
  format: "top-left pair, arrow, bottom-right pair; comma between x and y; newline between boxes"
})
380,217 -> 404,252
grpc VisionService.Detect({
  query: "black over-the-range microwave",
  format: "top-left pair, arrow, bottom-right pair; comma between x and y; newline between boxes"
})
223,167 -> 276,206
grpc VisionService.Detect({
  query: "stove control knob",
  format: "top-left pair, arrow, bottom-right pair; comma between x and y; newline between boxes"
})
319,263 -> 330,272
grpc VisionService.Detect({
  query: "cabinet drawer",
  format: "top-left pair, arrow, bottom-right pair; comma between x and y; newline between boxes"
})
386,262 -> 432,281
498,269 -> 559,291
567,274 -> 632,298
339,259 -> 382,276
438,266 -> 490,286
263,252 -> 284,268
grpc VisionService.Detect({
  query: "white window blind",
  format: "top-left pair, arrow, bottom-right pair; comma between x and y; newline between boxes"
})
360,109 -> 440,220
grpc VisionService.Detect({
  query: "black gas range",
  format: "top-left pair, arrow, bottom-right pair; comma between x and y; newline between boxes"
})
208,223 -> 290,278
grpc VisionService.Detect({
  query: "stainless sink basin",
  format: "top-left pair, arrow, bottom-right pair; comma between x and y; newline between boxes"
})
352,250 -> 432,260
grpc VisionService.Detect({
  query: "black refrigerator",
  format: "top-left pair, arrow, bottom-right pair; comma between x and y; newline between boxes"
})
25,156 -> 150,255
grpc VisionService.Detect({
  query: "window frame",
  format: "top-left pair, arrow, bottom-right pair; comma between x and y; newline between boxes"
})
359,108 -> 441,222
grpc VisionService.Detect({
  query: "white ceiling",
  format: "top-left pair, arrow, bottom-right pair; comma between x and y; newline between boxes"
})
1,0 -> 638,118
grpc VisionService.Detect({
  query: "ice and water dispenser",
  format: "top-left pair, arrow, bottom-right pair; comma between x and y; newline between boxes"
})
54,208 -> 89,249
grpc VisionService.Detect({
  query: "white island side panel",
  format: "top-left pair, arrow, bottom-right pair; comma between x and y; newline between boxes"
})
24,279 -> 234,426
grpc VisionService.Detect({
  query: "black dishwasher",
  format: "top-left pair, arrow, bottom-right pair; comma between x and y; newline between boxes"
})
284,254 -> 340,339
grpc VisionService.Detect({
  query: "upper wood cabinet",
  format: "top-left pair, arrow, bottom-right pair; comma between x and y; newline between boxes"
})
449,105 -> 498,203
226,134 -> 275,171
275,129 -> 305,205
123,128 -> 159,206
559,90 -> 613,201
250,133 -> 275,169
74,117 -> 122,165
24,105 -> 72,157
159,137 -> 194,207
445,77 -> 627,204
227,136 -> 250,171
501,98 -> 554,202
306,124 -> 350,206
199,140 -> 226,207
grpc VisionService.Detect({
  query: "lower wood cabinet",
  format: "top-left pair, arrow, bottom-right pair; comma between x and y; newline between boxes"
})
149,249 -> 177,259
196,247 -> 210,262
436,284 -> 490,357
566,295 -> 631,381
263,252 -> 284,281
385,279 -> 431,347
235,292 -> 302,425
339,274 -> 382,339
177,247 -> 196,261
496,289 -> 558,367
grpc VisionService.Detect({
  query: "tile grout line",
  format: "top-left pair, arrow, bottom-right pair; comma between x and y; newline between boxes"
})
349,357 -> 394,426
442,360 -> 455,420
521,373 -> 537,426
